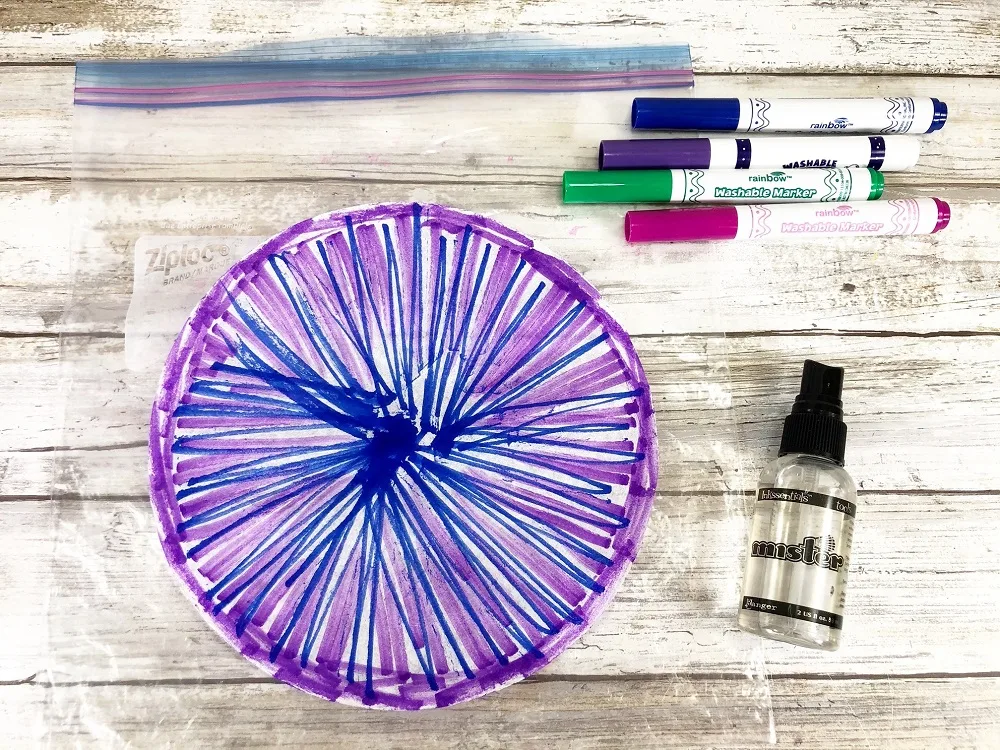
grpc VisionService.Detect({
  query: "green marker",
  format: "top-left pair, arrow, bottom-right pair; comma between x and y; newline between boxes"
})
562,167 -> 884,204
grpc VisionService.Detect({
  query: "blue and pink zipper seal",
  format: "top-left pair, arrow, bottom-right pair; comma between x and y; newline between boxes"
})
74,37 -> 693,107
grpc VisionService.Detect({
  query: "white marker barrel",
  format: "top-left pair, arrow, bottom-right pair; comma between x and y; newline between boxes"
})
709,135 -> 920,171
600,135 -> 920,171
732,199 -> 949,239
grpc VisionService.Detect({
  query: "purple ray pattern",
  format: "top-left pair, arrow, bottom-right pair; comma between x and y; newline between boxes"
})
149,203 -> 657,709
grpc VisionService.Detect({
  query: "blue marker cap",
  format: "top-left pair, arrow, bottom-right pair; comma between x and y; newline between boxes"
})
632,97 -> 740,130
928,98 -> 948,133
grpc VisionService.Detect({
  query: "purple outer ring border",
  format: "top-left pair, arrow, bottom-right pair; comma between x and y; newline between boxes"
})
148,203 -> 659,710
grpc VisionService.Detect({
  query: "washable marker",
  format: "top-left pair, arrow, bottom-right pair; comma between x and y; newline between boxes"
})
624,198 -> 950,243
599,135 -> 920,172
562,167 -> 883,204
631,97 -> 948,134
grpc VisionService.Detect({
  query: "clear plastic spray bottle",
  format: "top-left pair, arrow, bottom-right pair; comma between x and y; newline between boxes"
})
738,360 -> 856,650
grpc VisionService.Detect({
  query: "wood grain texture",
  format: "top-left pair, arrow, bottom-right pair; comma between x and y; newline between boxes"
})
1,0 -> 1000,743
7,69 -> 1000,184
8,489 -> 997,685
0,67 -> 73,179
3,676 -> 998,749
1,0 -> 999,73
67,77 -> 999,184
1,181 -> 998,336
2,334 -> 998,499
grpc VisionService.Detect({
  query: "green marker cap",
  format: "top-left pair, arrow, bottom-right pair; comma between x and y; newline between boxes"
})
868,169 -> 885,200
563,170 -> 674,204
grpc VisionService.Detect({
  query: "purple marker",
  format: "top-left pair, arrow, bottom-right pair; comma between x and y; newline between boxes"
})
624,198 -> 951,244
599,135 -> 920,172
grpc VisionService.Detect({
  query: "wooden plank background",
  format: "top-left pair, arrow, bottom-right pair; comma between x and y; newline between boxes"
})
1,1 -> 999,747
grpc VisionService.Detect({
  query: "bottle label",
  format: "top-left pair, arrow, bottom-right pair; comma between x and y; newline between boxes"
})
757,487 -> 856,517
740,487 -> 854,630
741,596 -> 843,630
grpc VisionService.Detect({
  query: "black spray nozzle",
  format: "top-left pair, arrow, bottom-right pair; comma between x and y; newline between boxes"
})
791,359 -> 844,420
780,360 -> 848,465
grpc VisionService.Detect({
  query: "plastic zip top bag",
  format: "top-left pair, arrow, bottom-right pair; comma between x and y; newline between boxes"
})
75,35 -> 694,107
59,33 -> 767,740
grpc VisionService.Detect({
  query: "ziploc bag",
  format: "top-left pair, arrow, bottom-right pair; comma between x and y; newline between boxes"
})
52,35 -> 771,741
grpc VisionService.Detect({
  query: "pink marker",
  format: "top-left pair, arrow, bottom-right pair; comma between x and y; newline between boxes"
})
625,198 -> 950,243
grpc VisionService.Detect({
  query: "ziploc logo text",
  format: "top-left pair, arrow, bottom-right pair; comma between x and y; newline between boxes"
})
145,242 -> 232,280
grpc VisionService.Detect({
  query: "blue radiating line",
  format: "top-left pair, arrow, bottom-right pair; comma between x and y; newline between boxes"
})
426,459 -> 615,569
471,389 -> 644,423
206,480 -> 362,613
202,476 -> 358,610
409,204 -> 424,373
381,223 -> 412,413
297,519 -> 351,667
454,300 -> 585,423
429,225 -> 473,423
459,332 -> 611,427
436,241 -> 492,424
173,423 -> 329,454
347,495 -> 375,683
376,551 -> 437,687
299,510 -> 371,668
442,280 -> 547,428
420,234 -> 450,431
383,480 -> 476,679
365,494 -> 387,697
459,420 -> 633,449
269,254 -> 362,391
396,464 -> 510,664
440,257 -> 527,424
412,460 -> 580,629
231,481 -> 368,635
345,215 -> 403,408
441,448 -> 612,498
177,442 -> 365,503
208,362 -> 382,420
315,238 -> 394,399
422,460 -> 605,594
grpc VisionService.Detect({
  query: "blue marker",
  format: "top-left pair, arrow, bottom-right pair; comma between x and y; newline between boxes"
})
632,97 -> 948,134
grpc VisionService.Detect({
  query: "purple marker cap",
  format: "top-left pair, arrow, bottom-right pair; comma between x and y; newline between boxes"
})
624,206 -> 739,244
600,138 -> 712,170
932,198 -> 951,232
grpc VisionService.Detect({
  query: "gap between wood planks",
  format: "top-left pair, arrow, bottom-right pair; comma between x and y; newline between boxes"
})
7,671 -> 1000,689
0,61 -> 998,79
10,176 -> 1000,190
6,487 -> 998,504
3,329 -> 1000,340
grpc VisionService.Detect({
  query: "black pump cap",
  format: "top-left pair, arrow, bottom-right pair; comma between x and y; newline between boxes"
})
778,360 -> 848,465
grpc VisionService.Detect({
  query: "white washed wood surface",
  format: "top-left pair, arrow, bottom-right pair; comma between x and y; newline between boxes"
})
7,489 -> 998,681
2,0 -> 1000,73
2,0 -> 1000,747
6,676 -> 998,749
7,69 -> 1000,183
3,181 -> 1000,336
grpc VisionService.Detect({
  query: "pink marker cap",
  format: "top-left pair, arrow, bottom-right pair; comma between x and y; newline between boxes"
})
624,205 -> 740,244
932,198 -> 951,233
